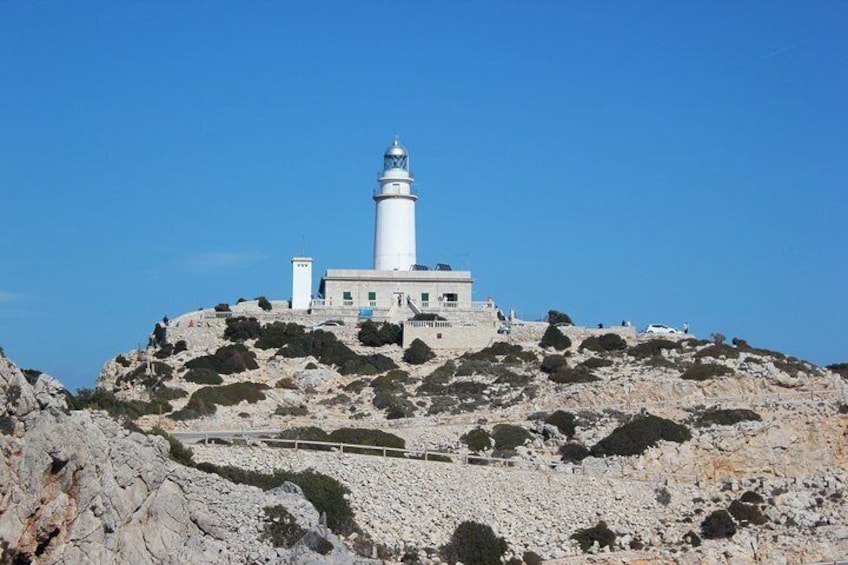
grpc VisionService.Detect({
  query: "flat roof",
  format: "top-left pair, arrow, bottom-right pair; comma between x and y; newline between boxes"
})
322,268 -> 473,283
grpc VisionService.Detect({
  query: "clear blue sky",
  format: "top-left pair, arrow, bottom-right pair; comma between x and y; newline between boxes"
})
1,2 -> 846,391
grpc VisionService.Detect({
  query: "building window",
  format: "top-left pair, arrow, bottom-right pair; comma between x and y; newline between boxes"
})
368,292 -> 376,300
421,292 -> 429,302
437,333 -> 442,339
343,291 -> 352,300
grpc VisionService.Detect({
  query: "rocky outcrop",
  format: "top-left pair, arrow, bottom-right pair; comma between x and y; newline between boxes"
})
0,353 -> 367,564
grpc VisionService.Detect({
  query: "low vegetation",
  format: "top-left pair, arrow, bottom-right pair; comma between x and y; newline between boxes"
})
150,426 -> 194,466
591,414 -> 691,457
680,363 -> 734,381
571,521 -> 615,553
549,366 -> 599,384
403,339 -> 436,365
547,310 -> 573,326
183,368 -> 223,385
224,317 -> 261,342
701,509 -> 736,539
491,424 -> 532,451
460,427 -> 492,452
695,408 -> 761,427
185,344 -> 259,375
580,333 -> 627,353
328,427 -> 405,456
261,505 -> 306,548
440,521 -> 508,565
357,320 -> 403,347
272,327 -> 398,375
627,339 -> 680,359
540,325 -> 571,351
545,410 -> 577,438
695,344 -> 740,360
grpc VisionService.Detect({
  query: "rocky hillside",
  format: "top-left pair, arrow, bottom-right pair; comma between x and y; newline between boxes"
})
92,307 -> 848,563
0,351 -> 372,564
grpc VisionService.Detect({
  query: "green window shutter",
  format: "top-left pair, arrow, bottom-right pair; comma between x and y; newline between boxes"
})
368,292 -> 376,300
421,293 -> 429,302
343,291 -> 352,300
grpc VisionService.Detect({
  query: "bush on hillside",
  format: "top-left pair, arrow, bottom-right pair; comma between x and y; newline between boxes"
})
150,426 -> 194,466
462,342 -> 525,362
540,325 -> 571,351
695,408 -> 761,427
274,404 -> 308,417
328,428 -> 405,456
559,442 -> 591,463
169,401 -> 217,420
740,491 -> 765,504
416,361 -> 456,396
695,344 -> 740,360
571,521 -> 615,553
549,366 -> 599,384
343,378 -> 369,394
580,333 -> 627,353
273,328 -> 398,375
185,344 -> 259,375
460,427 -> 492,452
403,339 -> 435,365
545,410 -> 577,438
701,509 -> 736,539
154,343 -> 175,359
256,322 -> 305,350
412,313 -> 446,321
224,317 -> 261,342
370,370 -> 409,393
256,296 -> 272,311
728,499 -> 767,526
491,424 -> 532,451
441,521 -> 508,565
358,320 -> 402,347
627,339 -> 681,359
173,340 -> 187,354
70,388 -> 172,421
116,354 -> 132,367
183,368 -> 223,385
261,505 -> 306,548
826,363 -> 848,378
591,414 -> 691,457
547,310 -> 573,326
580,357 -> 614,369
197,464 -> 355,534
680,363 -> 734,381
540,355 -> 569,374
214,303 -> 231,313
188,382 -> 269,408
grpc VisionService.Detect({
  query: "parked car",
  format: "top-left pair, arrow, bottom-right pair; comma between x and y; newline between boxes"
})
310,320 -> 344,330
643,323 -> 682,335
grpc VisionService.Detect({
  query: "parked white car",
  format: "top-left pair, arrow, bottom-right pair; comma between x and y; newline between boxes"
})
643,323 -> 682,335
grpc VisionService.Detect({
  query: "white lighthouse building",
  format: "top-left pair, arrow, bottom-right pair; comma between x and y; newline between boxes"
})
373,137 -> 417,271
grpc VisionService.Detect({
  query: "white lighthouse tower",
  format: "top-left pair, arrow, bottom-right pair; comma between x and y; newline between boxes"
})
373,137 -> 418,271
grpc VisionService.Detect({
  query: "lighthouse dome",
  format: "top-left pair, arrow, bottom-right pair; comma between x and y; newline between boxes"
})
384,137 -> 408,158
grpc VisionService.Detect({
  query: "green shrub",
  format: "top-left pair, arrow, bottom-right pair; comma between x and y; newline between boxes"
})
116,354 -> 132,367
173,340 -> 188,354
559,442 -> 590,463
441,521 -> 508,565
275,377 -> 298,389
728,500 -> 767,526
319,393 -> 350,406
545,410 -> 577,438
826,363 -> 848,378
462,342 -> 525,362
117,361 -> 175,387
580,357 -> 613,369
372,392 -> 416,419
358,321 -> 402,347
261,505 -> 306,548
695,344 -> 740,360
0,416 -> 14,436
571,521 -> 615,553
188,382 -> 269,408
739,491 -> 765,504
523,551 -> 542,565
416,361 -> 455,395
185,344 -> 259,375
328,428 -> 405,455
460,427 -> 492,452
256,296 -> 272,311
403,339 -> 435,365
343,378 -> 370,394
256,322 -> 305,350
150,426 -> 194,466
278,426 -> 330,441
224,317 -> 261,342
547,310 -> 573,326
214,303 -> 231,312
70,388 -> 172,421
696,408 -> 761,427
428,396 -> 459,415
411,313 -> 446,321
540,325 -> 571,351
183,368 -> 223,385
197,464 -> 355,534
154,343 -> 175,359
701,509 -> 736,539
491,424 -> 532,451
683,530 -> 701,547
150,385 -> 187,402
170,401 -> 217,420
549,366 -> 599,384
591,414 -> 691,457
580,333 -> 627,353
627,339 -> 681,359
275,405 -> 308,417
681,363 -> 734,381
540,355 -> 568,374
